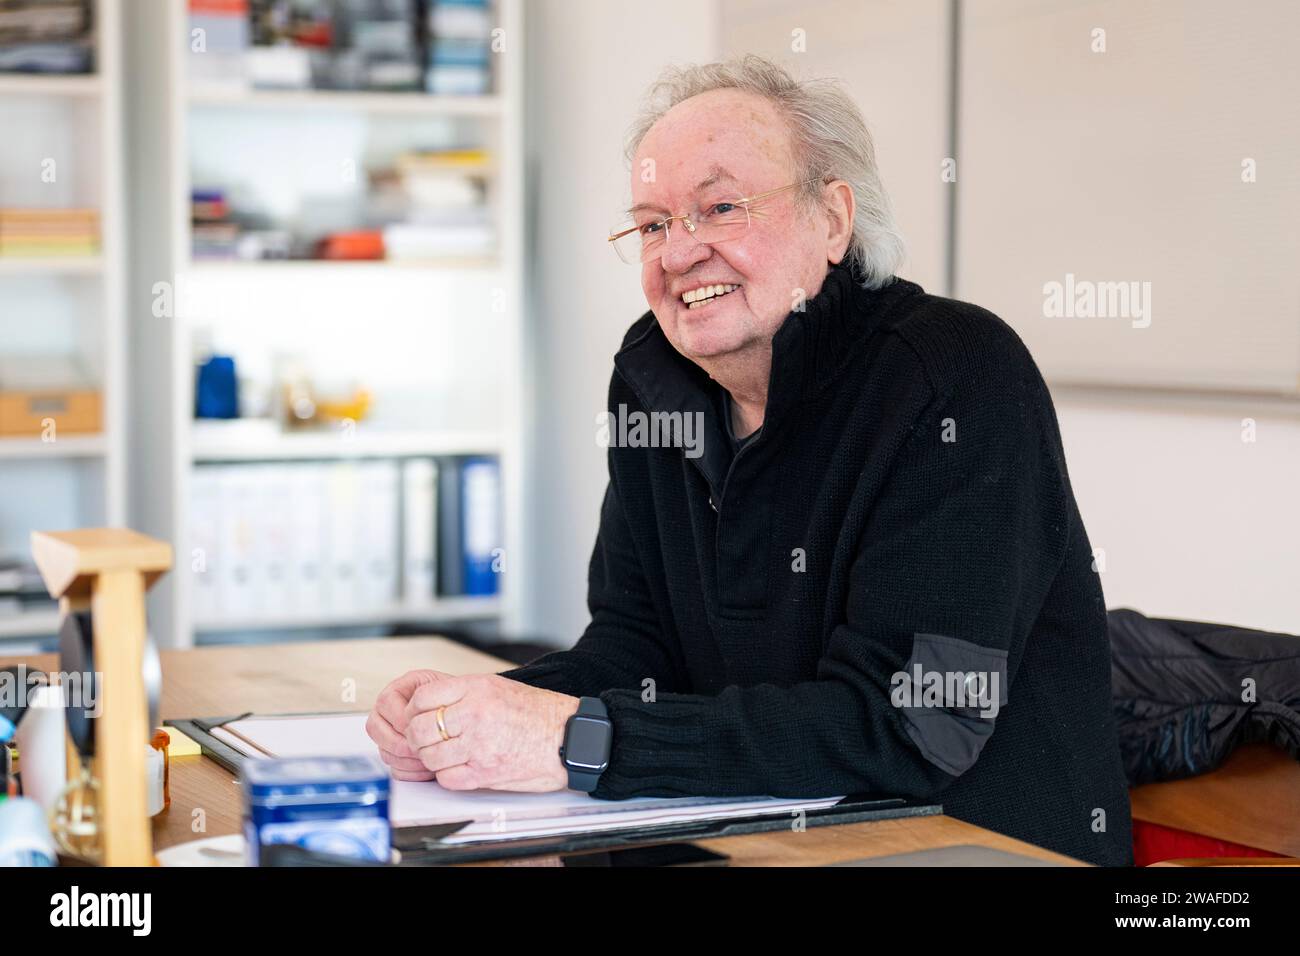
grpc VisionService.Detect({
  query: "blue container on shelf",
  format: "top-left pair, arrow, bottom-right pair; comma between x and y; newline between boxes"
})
242,756 -> 391,865
195,354 -> 239,419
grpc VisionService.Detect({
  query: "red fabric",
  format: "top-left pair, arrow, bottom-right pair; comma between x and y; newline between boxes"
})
1133,819 -> 1283,866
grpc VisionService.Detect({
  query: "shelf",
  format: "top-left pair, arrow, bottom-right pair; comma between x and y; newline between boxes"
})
188,86 -> 502,117
125,0 -> 525,647
0,608 -> 60,639
193,595 -> 503,633
0,73 -> 100,97
0,434 -> 107,459
190,422 -> 502,462
183,255 -> 498,275
0,255 -> 103,276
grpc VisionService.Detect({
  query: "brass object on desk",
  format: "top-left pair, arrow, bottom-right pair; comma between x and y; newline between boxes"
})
51,766 -> 101,861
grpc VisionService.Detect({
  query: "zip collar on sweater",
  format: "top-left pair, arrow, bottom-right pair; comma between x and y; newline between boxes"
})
613,261 -> 920,445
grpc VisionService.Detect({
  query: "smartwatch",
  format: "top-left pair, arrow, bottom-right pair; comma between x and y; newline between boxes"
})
559,696 -> 613,792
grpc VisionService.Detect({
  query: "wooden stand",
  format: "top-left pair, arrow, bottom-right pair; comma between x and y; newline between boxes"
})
31,528 -> 172,867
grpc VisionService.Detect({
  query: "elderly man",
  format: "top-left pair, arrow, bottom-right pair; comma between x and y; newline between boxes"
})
367,56 -> 1133,866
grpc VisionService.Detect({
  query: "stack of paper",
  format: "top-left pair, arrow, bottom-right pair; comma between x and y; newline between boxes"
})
212,713 -> 843,845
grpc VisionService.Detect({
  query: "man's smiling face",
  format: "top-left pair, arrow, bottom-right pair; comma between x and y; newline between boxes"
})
631,89 -> 836,366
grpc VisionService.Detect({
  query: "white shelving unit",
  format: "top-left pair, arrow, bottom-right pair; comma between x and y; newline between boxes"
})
189,420 -> 502,463
193,595 -> 502,636
188,86 -> 504,117
0,255 -> 104,275
0,434 -> 110,459
127,1 -> 526,649
0,72 -> 101,96
0,0 -> 126,647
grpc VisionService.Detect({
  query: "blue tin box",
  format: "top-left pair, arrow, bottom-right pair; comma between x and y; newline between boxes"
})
242,755 -> 391,865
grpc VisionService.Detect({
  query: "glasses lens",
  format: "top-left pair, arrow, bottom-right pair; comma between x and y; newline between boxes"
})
693,201 -> 750,243
610,224 -> 644,264
609,203 -> 750,264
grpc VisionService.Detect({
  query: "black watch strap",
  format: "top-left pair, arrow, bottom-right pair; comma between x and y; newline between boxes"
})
563,696 -> 610,792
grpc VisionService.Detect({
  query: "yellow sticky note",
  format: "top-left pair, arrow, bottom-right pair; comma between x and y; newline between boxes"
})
162,726 -> 202,757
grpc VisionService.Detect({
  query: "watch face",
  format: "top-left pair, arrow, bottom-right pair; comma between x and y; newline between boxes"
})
565,715 -> 611,771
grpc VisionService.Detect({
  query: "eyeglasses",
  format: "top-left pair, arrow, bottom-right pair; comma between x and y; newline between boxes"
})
608,178 -> 824,264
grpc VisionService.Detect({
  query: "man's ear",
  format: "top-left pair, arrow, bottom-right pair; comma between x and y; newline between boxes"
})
823,180 -> 855,265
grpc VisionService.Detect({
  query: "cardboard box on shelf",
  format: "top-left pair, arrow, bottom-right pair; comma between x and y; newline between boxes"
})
0,355 -> 102,436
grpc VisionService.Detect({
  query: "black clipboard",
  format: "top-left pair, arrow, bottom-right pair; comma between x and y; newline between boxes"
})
167,711 -> 372,774
167,714 -> 942,864
396,795 -> 942,865
168,713 -> 265,774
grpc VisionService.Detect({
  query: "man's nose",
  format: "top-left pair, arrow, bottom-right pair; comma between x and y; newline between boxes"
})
659,222 -> 712,274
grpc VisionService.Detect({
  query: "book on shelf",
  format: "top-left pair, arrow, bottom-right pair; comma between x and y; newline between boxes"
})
287,463 -> 329,612
435,454 -> 502,598
0,208 -> 99,257
436,455 -> 463,597
401,457 -> 438,607
357,459 -> 401,608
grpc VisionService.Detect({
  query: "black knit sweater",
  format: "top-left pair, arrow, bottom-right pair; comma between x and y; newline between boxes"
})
504,262 -> 1134,866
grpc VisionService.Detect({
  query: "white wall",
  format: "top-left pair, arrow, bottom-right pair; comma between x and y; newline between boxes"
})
1056,393 -> 1299,635
521,0 -> 721,641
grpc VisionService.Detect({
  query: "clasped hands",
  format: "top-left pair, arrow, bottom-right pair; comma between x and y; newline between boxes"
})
365,669 -> 581,792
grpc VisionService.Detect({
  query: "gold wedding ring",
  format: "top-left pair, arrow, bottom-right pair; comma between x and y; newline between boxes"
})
435,705 -> 451,741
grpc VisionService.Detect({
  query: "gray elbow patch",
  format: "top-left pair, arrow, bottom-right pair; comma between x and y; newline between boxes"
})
891,632 -> 1010,777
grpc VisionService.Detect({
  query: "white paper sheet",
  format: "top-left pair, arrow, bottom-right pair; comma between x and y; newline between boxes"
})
213,712 -> 843,844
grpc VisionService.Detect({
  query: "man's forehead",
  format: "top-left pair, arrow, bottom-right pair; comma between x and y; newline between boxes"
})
630,137 -> 793,215
628,163 -> 741,214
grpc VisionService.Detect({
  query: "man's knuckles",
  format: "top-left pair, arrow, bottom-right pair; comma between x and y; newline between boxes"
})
436,765 -> 479,790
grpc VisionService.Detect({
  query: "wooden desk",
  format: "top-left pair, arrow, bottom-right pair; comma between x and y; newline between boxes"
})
1131,744 -> 1300,858
2,637 -> 1082,866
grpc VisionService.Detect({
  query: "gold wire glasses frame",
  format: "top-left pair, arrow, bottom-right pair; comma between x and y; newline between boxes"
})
608,178 -> 824,264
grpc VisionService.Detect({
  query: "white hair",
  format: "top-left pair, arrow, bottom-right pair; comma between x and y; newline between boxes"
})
625,55 -> 907,290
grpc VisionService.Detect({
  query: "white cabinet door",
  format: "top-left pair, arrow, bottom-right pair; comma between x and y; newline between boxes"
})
957,0 -> 1300,393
